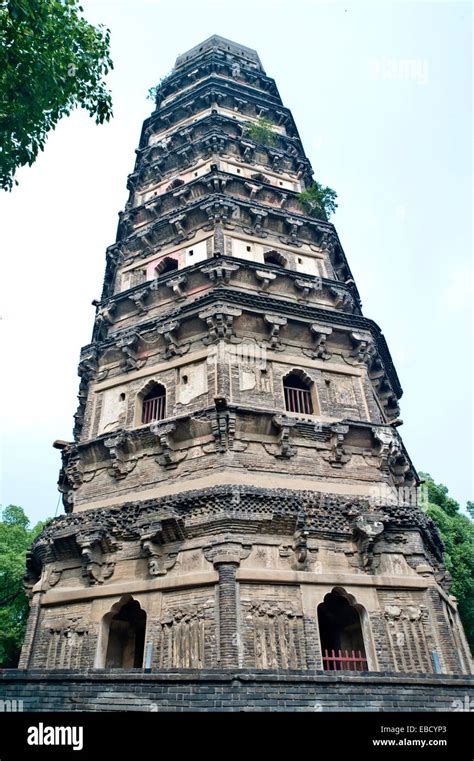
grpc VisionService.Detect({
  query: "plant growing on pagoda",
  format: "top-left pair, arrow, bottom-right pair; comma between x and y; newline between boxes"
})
298,181 -> 338,220
148,71 -> 173,105
245,116 -> 276,146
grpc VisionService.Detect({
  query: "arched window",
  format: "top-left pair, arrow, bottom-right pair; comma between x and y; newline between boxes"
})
264,250 -> 287,268
155,256 -> 178,276
317,589 -> 368,671
283,370 -> 313,415
142,382 -> 166,424
104,598 -> 146,668
166,178 -> 184,191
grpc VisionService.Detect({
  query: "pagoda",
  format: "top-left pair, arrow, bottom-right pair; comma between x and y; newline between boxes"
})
18,36 -> 472,693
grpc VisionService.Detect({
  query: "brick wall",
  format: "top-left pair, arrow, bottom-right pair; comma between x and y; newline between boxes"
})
1,669 -> 472,712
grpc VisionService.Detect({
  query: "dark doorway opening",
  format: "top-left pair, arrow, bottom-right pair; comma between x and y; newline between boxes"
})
318,590 -> 368,671
105,599 -> 146,668
156,257 -> 178,276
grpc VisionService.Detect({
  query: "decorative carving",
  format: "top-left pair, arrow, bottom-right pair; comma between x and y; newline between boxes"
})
93,301 -> 116,339
169,213 -> 189,240
272,415 -> 297,458
78,348 -> 98,382
330,286 -> 353,311
383,603 -> 433,673
280,217 -> 303,246
245,207 -> 268,237
204,541 -> 252,567
201,261 -> 240,284
327,423 -> 351,467
150,421 -> 185,468
141,537 -> 179,577
165,274 -> 188,298
293,528 -> 309,564
103,431 -> 136,479
116,331 -> 144,372
319,230 -> 338,256
372,427 -> 415,486
202,199 -> 238,225
129,287 -> 150,315
46,566 -> 62,588
76,531 -> 117,585
156,603 -> 209,668
45,619 -> 89,668
243,600 -> 306,670
349,331 -> 374,364
156,319 -> 182,357
264,313 -> 287,349
308,323 -> 332,359
255,269 -> 277,288
208,399 -> 236,452
294,278 -> 320,300
199,304 -> 242,343
354,514 -> 385,571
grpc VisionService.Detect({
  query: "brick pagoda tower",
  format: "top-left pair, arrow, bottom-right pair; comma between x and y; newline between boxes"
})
15,35 -> 472,709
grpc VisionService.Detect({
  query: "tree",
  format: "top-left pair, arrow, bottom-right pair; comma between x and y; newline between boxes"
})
0,505 -> 49,667
420,473 -> 474,652
0,0 -> 113,191
298,181 -> 338,220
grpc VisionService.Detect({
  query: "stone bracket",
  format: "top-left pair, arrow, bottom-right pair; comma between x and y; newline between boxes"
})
129,287 -> 150,315
116,331 -> 145,372
372,426 -> 415,486
264,314 -> 287,349
141,535 -> 179,577
165,274 -> 188,298
280,217 -> 303,246
150,421 -> 186,468
208,398 -> 236,452
76,531 -> 118,585
202,261 -> 240,284
327,423 -> 350,467
255,269 -> 277,289
156,319 -> 188,358
103,431 -> 137,480
272,414 -> 297,458
348,331 -> 375,364
308,323 -> 332,360
353,513 -> 385,572
199,304 -> 242,343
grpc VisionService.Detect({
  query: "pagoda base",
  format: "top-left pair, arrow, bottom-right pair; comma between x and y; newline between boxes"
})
1,669 -> 473,712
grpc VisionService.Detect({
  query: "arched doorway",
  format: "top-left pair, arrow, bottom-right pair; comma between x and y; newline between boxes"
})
104,598 -> 146,668
317,589 -> 368,671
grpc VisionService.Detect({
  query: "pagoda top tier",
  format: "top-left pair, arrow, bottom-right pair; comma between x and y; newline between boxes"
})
175,35 -> 265,73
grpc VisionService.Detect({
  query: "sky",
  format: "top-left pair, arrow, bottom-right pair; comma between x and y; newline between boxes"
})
0,0 -> 472,525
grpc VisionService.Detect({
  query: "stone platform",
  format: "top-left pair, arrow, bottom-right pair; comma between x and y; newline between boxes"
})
1,669 -> 473,712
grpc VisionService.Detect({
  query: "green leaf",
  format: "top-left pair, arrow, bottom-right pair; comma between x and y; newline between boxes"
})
0,0 -> 114,190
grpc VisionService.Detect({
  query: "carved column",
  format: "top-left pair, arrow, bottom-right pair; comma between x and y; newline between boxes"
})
216,561 -> 240,667
205,543 -> 250,667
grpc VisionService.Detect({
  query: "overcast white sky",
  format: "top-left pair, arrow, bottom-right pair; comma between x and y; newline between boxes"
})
1,0 -> 472,525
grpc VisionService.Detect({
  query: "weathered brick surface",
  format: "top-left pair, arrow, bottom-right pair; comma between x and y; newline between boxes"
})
1,669 -> 472,712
